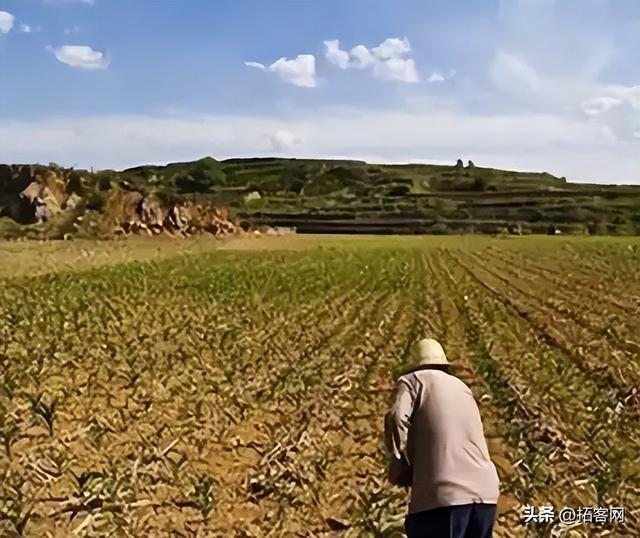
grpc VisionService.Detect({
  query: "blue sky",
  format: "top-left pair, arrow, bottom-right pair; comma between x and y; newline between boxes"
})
0,0 -> 638,183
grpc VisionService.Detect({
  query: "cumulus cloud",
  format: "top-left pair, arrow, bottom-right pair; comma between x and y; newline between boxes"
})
324,40 -> 350,69
324,37 -> 419,83
47,45 -> 110,69
607,85 -> 640,110
373,57 -> 418,83
581,85 -> 640,140
485,46 -> 638,143
0,11 -> 15,34
582,96 -> 624,116
428,69 -> 456,84
581,86 -> 640,118
349,45 -> 374,68
371,37 -> 412,60
20,24 -> 32,34
490,48 -> 540,94
266,130 -> 303,152
245,54 -> 316,88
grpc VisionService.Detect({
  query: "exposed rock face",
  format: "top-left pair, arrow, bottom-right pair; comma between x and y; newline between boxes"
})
20,170 -> 70,223
1,165 -> 240,239
103,188 -> 145,232
64,193 -> 84,211
455,159 -> 464,170
141,195 -> 168,228
103,186 -> 237,237
0,165 -> 80,224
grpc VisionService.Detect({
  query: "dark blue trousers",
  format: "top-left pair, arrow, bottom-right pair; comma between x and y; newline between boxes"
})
405,503 -> 497,538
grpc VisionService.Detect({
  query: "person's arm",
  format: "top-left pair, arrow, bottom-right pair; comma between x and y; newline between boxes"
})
384,377 -> 417,487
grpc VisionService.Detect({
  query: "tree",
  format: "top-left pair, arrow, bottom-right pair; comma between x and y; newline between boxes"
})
173,160 -> 227,194
174,172 -> 204,194
190,159 -> 226,187
67,171 -> 84,195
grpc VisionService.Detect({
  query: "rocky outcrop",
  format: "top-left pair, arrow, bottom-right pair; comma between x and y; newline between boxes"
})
1,165 -> 241,239
103,185 -> 237,237
244,191 -> 261,203
0,165 -> 83,224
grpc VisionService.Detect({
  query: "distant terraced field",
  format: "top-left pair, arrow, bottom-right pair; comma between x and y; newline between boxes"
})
0,235 -> 638,537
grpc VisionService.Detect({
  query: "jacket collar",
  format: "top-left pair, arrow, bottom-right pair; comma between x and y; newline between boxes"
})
401,364 -> 452,376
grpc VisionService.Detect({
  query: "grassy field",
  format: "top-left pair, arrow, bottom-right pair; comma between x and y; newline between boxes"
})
1,235 -> 639,537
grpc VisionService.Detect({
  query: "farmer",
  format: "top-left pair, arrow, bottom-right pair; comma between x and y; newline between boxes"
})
384,338 -> 500,538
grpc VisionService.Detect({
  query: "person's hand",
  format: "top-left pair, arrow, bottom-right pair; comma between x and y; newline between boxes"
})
388,455 -> 413,487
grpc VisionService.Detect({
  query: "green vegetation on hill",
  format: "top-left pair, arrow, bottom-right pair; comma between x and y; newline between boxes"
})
104,156 -> 639,235
3,156 -> 640,236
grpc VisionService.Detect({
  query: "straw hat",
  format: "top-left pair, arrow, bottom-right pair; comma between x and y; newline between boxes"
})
414,338 -> 449,366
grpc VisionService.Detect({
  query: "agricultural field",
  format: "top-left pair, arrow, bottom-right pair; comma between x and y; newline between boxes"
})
0,235 -> 639,537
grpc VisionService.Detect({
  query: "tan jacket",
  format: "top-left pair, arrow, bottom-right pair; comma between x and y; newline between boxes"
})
384,366 -> 500,513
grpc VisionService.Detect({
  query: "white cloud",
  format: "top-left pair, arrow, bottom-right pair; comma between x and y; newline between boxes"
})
371,37 -> 411,60
485,49 -> 627,125
47,45 -> 110,70
373,57 -> 418,83
428,69 -> 456,84
245,54 -> 316,88
266,130 -> 303,152
582,96 -> 623,116
580,85 -> 640,140
20,23 -> 32,34
349,45 -> 374,68
582,86 -> 640,118
323,40 -> 349,69
609,85 -> 640,110
0,107 -> 637,183
490,48 -> 540,94
0,11 -> 15,34
324,37 -> 419,83
486,47 -> 639,143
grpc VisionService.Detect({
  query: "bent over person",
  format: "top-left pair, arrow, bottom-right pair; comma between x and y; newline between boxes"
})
384,338 -> 500,538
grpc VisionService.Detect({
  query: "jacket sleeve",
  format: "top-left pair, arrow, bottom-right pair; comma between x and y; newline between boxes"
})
384,377 -> 417,487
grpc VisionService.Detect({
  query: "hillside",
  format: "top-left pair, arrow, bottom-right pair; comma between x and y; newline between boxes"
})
2,157 -> 640,237
114,157 -> 640,235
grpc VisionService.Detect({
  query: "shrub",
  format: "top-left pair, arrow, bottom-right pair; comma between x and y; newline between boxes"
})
0,217 -> 24,239
387,185 -> 411,197
86,191 -> 106,212
429,222 -> 452,235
